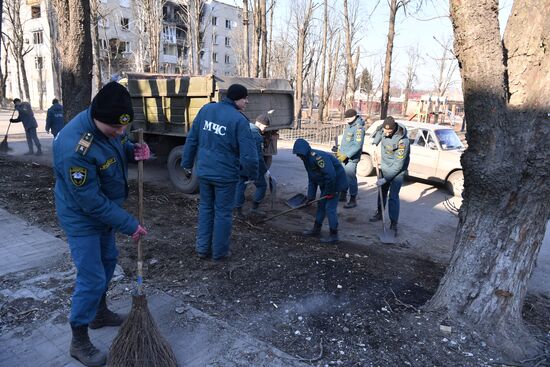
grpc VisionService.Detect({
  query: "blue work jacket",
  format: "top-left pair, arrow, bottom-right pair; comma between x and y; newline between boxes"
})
13,102 -> 38,129
372,125 -> 410,181
46,103 -> 65,135
246,123 -> 267,179
181,98 -> 258,183
53,108 -> 138,236
293,139 -> 348,198
339,117 -> 365,162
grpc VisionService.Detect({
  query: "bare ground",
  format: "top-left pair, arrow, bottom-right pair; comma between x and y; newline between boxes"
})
0,155 -> 549,366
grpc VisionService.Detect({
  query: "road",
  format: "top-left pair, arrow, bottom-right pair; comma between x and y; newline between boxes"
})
0,108 -> 548,297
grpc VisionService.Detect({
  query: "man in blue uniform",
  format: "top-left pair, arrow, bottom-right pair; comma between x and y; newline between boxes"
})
182,84 -> 258,261
53,82 -> 150,366
336,109 -> 365,208
369,116 -> 410,233
293,138 -> 348,243
46,98 -> 65,137
10,98 -> 42,155
234,113 -> 270,217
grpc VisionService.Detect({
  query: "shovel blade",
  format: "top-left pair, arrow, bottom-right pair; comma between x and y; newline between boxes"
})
378,228 -> 398,244
285,193 -> 307,209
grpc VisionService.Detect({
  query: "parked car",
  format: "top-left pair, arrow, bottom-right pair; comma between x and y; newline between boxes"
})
356,119 -> 464,196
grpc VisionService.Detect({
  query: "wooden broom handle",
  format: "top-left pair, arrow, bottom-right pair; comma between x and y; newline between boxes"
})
137,129 -> 144,291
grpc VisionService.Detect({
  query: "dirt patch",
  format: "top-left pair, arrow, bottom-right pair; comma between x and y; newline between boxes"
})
1,155 -> 549,366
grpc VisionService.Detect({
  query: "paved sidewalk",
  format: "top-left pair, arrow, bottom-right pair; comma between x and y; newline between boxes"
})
0,208 -> 307,367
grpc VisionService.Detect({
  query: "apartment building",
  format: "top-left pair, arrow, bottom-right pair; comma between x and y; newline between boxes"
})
1,0 -> 247,108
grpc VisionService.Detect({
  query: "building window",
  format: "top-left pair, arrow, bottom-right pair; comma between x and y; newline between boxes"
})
225,19 -> 231,29
200,51 -> 205,59
213,53 -> 218,63
121,41 -> 131,53
100,39 -> 108,50
213,35 -> 218,45
120,18 -> 129,30
225,37 -> 230,47
32,31 -> 43,44
212,16 -> 217,26
224,54 -> 230,64
35,56 -> 43,70
31,5 -> 41,18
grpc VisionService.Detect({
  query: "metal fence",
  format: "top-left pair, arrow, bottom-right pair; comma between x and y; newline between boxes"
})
279,120 -> 347,146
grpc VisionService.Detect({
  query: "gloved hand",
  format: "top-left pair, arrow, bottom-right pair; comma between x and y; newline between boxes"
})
324,193 -> 335,200
46,128 -> 50,134
376,178 -> 387,186
131,224 -> 148,241
183,168 -> 192,178
134,143 -> 150,161
331,145 -> 338,153
336,151 -> 347,163
9,118 -> 16,123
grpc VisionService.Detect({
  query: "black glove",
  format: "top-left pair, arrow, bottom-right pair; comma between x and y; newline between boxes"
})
183,168 -> 192,178
331,145 -> 338,153
9,118 -> 16,123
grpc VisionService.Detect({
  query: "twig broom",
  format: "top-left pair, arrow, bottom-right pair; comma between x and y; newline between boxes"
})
0,110 -> 16,153
107,130 -> 178,367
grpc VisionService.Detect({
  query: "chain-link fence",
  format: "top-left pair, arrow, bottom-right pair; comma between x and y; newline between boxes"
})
279,120 -> 347,146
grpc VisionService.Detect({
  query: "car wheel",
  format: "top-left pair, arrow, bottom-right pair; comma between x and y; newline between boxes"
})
357,154 -> 374,177
446,170 -> 464,197
167,145 -> 199,193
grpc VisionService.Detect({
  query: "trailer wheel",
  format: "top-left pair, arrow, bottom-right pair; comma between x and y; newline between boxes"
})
167,145 -> 199,193
357,154 -> 374,177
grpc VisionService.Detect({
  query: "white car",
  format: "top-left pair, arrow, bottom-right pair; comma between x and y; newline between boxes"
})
356,119 -> 464,196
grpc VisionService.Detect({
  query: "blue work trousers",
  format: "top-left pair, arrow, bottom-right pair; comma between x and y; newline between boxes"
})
67,228 -> 117,326
315,195 -> 339,230
197,178 -> 236,259
25,127 -> 41,152
343,161 -> 358,196
377,173 -> 404,223
234,175 -> 267,208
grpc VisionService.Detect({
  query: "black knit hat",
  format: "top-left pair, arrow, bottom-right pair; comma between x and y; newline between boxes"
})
226,84 -> 248,101
344,109 -> 358,118
91,82 -> 134,125
383,116 -> 397,130
255,114 -> 270,126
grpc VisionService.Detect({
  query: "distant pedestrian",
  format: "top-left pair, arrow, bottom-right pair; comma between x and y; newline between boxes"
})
234,113 -> 270,217
336,109 -> 365,208
46,98 -> 65,137
369,116 -> 410,233
53,82 -> 150,367
181,84 -> 258,262
293,138 -> 348,243
10,98 -> 42,155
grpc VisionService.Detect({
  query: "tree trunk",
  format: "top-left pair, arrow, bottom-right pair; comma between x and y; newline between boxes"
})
252,0 -> 261,77
90,0 -> 102,90
267,0 -> 275,77
53,0 -> 93,121
47,3 -> 62,99
242,0 -> 250,77
317,0 -> 327,122
260,0 -> 267,78
380,0 -> 397,119
427,0 -> 550,359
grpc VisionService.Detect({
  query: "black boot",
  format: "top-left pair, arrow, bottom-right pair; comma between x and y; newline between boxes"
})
338,192 -> 347,202
303,222 -> 322,237
249,201 -> 265,216
89,294 -> 123,329
369,211 -> 382,222
35,146 -> 43,156
321,228 -> 339,243
70,324 -> 106,367
344,195 -> 357,209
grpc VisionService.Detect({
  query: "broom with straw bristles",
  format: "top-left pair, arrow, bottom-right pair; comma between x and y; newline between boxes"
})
107,129 -> 178,367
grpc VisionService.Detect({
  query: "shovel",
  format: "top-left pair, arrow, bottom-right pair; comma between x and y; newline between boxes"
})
372,154 -> 397,244
258,195 -> 328,224
267,171 -> 277,209
0,110 -> 16,153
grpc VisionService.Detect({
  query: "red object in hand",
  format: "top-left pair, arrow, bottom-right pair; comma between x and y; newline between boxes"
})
134,143 -> 150,161
131,225 -> 148,241
325,194 -> 334,200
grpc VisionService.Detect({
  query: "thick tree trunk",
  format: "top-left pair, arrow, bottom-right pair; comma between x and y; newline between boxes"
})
427,0 -> 550,359
242,0 -> 250,77
53,0 -> 93,121
47,3 -> 62,99
317,0 -> 327,122
19,56 -> 30,103
380,0 -> 397,119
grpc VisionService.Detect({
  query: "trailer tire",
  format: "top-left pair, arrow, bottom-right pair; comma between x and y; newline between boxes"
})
357,154 -> 374,177
167,145 -> 199,194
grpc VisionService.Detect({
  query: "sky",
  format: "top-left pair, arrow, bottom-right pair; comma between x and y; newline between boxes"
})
217,0 -> 513,92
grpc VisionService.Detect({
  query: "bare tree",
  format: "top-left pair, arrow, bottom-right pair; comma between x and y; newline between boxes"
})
292,0 -> 318,125
380,0 -> 414,119
427,0 -> 550,359
266,0 -> 276,77
3,0 -> 32,102
342,0 -> 361,109
46,0 -> 62,98
402,45 -> 421,115
431,37 -> 457,97
52,0 -> 93,121
90,0 -> 103,89
242,0 -> 250,77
